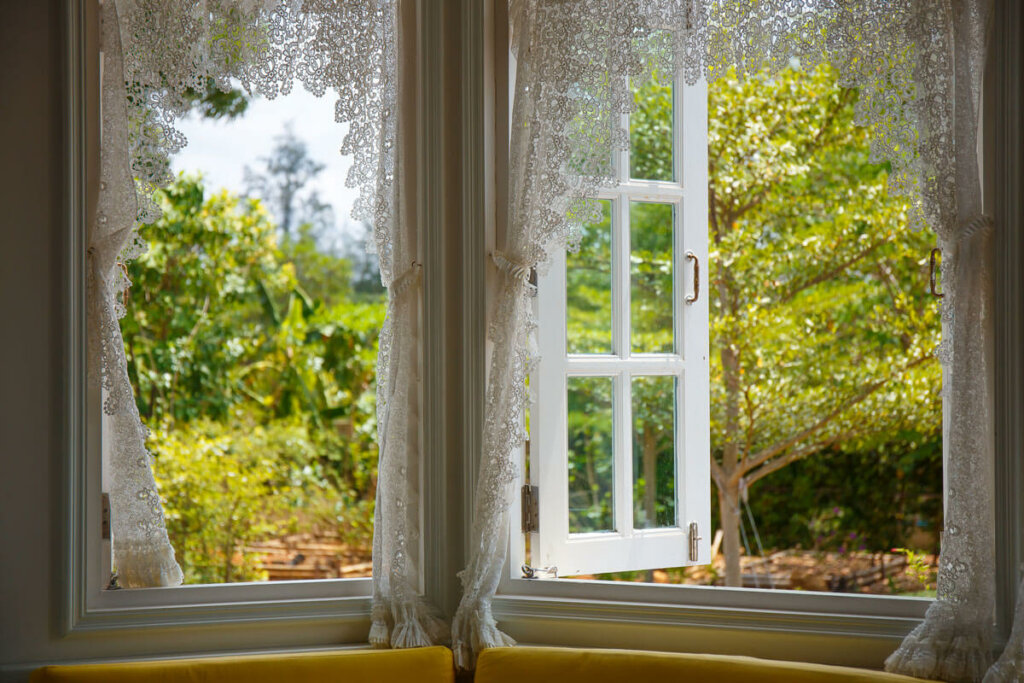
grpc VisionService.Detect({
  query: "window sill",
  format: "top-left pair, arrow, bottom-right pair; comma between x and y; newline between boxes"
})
493,579 -> 930,668
70,579 -> 371,635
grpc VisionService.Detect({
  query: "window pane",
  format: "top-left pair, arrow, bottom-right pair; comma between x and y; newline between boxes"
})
567,376 -> 615,533
119,93 -> 383,585
630,69 -> 673,181
632,376 -> 676,529
630,201 -> 674,353
567,200 -> 613,354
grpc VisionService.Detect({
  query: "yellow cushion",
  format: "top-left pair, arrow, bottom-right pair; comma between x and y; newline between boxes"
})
30,646 -> 454,683
475,646 -> 932,683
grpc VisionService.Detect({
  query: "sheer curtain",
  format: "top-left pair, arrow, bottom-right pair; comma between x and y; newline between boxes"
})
453,1 -> 1009,679
93,2 -> 437,635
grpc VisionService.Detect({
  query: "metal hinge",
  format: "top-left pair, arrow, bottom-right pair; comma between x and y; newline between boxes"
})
689,521 -> 702,562
101,492 -> 111,540
521,484 -> 539,533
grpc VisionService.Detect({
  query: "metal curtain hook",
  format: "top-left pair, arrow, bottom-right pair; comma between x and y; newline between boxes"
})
929,248 -> 944,299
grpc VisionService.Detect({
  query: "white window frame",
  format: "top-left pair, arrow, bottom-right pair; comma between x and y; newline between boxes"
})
60,0 -> 457,650
493,2 -> 1023,667
529,71 -> 710,577
47,0 -> 1021,671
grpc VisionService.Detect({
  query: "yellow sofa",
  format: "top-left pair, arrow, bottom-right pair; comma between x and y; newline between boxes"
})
31,645 -> 934,682
475,647 -> 932,683
29,646 -> 455,683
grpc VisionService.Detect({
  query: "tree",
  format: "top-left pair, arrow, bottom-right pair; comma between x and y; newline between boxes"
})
244,125 -> 334,239
122,176 -> 386,581
340,222 -> 386,300
182,77 -> 250,120
566,63 -> 941,586
703,64 -> 940,586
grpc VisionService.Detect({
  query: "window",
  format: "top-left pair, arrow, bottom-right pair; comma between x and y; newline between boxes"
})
65,0 -> 426,640
46,0 -> 1019,671
519,52 -> 949,604
109,90 -> 382,588
529,69 -> 710,576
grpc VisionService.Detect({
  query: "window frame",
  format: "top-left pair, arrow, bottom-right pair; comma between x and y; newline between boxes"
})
60,0 -> 455,647
54,0 -> 1022,668
491,1 -> 1022,667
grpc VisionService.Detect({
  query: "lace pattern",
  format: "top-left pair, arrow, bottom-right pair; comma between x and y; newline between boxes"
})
97,0 -> 413,599
984,577 -> 1024,682
94,0 -> 182,587
453,0 -> 1001,675
101,1 -> 1009,673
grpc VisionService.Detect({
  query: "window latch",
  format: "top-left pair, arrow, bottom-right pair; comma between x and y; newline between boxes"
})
521,564 -> 557,579
521,484 -> 539,533
689,521 -> 702,562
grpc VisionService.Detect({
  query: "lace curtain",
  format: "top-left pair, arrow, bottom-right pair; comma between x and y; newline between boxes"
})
93,0 -> 438,636
452,1 -> 1012,679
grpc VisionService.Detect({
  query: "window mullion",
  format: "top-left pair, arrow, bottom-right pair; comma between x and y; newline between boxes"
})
615,369 -> 633,535
615,187 -> 633,536
615,196 -> 630,357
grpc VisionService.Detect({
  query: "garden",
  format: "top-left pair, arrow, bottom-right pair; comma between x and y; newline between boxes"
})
120,60 -> 942,593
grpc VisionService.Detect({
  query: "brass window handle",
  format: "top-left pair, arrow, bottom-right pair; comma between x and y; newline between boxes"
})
686,251 -> 699,304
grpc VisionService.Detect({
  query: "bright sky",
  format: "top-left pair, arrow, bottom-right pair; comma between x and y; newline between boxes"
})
171,86 -> 360,243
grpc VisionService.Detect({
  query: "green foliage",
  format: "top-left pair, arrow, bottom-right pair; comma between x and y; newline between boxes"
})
705,64 -> 941,566
630,69 -> 674,182
736,433 -> 942,554
149,417 -> 297,584
707,64 -> 939,466
562,60 -> 942,578
892,546 -> 935,590
567,201 -> 613,353
123,175 -> 384,582
182,77 -> 250,120
567,377 -> 614,532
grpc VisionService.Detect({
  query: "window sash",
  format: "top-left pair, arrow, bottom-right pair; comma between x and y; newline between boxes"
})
529,74 -> 709,577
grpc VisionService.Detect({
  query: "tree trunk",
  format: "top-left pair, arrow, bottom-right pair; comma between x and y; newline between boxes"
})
642,426 -> 657,528
720,344 -> 743,587
719,481 -> 742,587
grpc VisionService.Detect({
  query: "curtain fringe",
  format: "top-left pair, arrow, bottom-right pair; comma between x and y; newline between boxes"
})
114,542 -> 184,588
984,576 -> 1024,682
370,599 -> 449,650
885,602 -> 992,683
451,600 -> 516,671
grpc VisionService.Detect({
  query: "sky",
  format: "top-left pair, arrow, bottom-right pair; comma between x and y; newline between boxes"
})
170,86 -> 360,243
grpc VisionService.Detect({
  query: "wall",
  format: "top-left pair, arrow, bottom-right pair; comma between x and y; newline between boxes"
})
0,0 -> 67,673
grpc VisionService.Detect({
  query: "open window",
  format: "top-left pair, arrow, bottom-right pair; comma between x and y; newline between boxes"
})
528,70 -> 710,577
519,44 -> 945,594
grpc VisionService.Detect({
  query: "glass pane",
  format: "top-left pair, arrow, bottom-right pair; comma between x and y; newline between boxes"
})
630,68 -> 673,181
632,376 -> 676,529
630,201 -> 674,353
567,200 -> 613,354
567,376 -> 615,533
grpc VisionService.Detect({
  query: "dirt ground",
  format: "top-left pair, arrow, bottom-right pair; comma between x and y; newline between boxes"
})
248,534 -> 937,596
